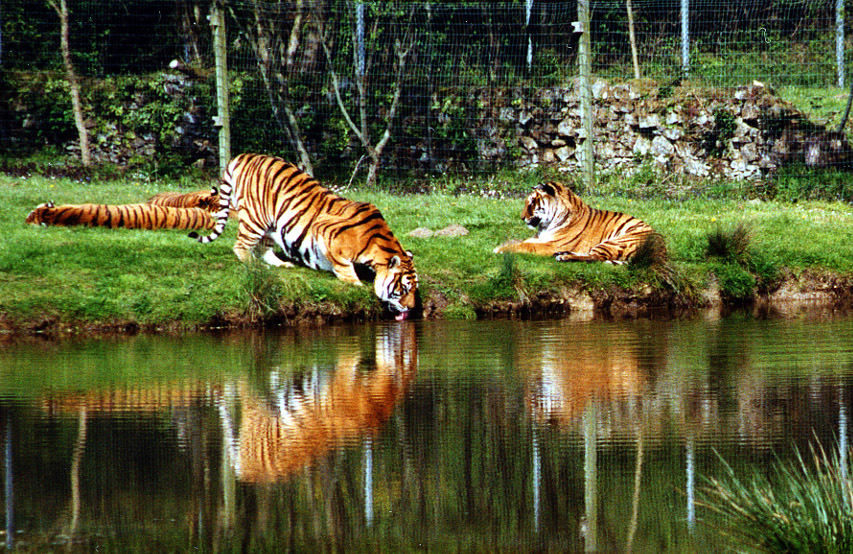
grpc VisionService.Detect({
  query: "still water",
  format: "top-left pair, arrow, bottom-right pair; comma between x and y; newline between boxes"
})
1,315 -> 853,551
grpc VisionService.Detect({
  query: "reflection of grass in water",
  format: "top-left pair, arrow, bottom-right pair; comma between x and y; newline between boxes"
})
700,442 -> 853,552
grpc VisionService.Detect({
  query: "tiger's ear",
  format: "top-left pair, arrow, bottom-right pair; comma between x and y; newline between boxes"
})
406,250 -> 413,259
536,182 -> 557,196
388,255 -> 401,269
210,186 -> 219,195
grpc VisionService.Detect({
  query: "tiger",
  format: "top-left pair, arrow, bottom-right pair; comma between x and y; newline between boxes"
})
146,187 -> 221,212
190,153 -> 419,319
217,323 -> 418,483
26,201 -> 215,230
493,181 -> 665,264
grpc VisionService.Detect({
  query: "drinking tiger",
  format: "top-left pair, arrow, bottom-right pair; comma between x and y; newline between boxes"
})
190,153 -> 418,319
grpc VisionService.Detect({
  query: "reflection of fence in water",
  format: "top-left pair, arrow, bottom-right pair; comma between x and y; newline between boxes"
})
218,323 -> 418,483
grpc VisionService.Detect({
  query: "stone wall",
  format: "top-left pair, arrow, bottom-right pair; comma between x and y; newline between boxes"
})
496,79 -> 853,180
6,70 -> 852,179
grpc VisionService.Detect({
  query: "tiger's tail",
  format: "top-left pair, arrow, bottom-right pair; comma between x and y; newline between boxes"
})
189,166 -> 234,243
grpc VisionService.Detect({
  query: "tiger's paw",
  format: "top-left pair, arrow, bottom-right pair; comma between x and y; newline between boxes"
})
554,251 -> 591,262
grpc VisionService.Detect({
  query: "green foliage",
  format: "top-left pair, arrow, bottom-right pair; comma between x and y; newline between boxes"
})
712,261 -> 757,301
228,73 -> 290,156
6,73 -> 76,147
767,164 -> 853,203
701,443 -> 853,553
709,109 -> 737,157
706,222 -> 751,265
704,222 -> 780,298
89,75 -> 188,146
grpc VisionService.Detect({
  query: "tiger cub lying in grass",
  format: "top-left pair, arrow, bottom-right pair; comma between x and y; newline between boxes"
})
494,181 -> 665,265
26,201 -> 215,230
191,153 -> 419,319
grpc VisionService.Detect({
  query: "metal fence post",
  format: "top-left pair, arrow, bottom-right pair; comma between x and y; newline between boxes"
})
577,0 -> 594,190
211,0 -> 231,174
681,0 -> 689,77
837,0 -> 845,88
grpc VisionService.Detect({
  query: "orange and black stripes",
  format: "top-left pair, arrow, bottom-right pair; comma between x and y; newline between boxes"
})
495,180 -> 664,264
26,202 -> 215,230
146,188 -> 220,212
190,153 -> 418,316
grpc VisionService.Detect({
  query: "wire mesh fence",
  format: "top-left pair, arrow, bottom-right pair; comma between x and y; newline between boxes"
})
0,0 -> 849,189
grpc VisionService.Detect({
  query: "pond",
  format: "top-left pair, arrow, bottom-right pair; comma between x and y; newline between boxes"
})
1,314 -> 853,551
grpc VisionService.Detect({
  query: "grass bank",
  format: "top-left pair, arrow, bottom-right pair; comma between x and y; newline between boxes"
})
3,171 -> 853,336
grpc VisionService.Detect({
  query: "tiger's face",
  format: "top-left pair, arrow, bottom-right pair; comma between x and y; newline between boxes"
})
522,182 -> 576,234
26,202 -> 56,225
374,252 -> 418,320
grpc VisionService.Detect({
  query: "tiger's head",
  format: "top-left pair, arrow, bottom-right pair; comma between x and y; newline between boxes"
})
194,187 -> 221,212
374,251 -> 418,320
26,202 -> 56,225
522,181 -> 585,234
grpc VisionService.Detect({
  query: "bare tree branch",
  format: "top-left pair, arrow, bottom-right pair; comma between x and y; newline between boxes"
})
228,0 -> 314,175
320,5 -> 418,186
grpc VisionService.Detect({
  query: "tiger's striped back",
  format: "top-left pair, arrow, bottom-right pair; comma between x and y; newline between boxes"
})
146,187 -> 220,212
26,201 -> 215,230
192,153 -> 418,317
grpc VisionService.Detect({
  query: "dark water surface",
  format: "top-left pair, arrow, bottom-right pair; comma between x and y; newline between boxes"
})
2,315 -> 853,551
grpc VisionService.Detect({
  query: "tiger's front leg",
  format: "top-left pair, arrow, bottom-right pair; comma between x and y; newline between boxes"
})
554,251 -> 597,262
494,239 -> 556,255
257,236 -> 295,268
331,260 -> 363,285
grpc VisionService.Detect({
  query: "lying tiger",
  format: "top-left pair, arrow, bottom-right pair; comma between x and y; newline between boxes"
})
494,181 -> 665,264
146,187 -> 220,212
191,153 -> 419,319
26,201 -> 215,230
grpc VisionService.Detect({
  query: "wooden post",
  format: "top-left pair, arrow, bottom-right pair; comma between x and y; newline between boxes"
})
210,1 -> 231,174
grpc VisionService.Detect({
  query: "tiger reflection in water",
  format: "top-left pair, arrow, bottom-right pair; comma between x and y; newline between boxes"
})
516,323 -> 660,429
217,323 -> 418,483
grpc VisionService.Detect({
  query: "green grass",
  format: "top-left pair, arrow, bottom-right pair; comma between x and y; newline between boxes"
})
3,172 -> 853,331
700,443 -> 853,552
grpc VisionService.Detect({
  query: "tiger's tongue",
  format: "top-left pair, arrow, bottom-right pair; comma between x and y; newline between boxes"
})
395,311 -> 408,321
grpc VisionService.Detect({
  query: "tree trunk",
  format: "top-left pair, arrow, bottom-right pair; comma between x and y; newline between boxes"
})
48,0 -> 90,166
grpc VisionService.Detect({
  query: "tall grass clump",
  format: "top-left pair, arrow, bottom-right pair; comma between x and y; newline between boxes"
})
706,222 -> 752,266
627,232 -> 668,271
240,259 -> 286,321
700,443 -> 853,553
629,233 -> 700,301
705,222 -> 780,298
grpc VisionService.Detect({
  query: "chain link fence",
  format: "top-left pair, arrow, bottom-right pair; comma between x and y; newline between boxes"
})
0,0 -> 848,188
